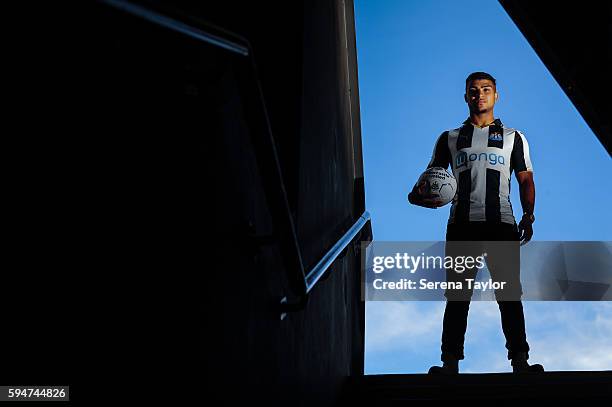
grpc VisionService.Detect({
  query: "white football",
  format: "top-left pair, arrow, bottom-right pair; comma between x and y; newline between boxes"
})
417,167 -> 457,206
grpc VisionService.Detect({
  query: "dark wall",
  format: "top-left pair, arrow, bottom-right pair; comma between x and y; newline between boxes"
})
197,1 -> 367,403
5,1 -> 367,402
298,0 -> 365,270
76,0 -> 367,404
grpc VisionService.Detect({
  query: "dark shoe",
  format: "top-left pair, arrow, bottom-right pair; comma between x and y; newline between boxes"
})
512,363 -> 544,373
428,357 -> 459,375
428,365 -> 459,375
511,352 -> 544,373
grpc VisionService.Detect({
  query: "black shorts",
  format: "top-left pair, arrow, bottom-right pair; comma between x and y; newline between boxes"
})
444,221 -> 523,301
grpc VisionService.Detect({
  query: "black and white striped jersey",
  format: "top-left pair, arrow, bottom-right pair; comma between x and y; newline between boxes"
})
427,118 -> 533,225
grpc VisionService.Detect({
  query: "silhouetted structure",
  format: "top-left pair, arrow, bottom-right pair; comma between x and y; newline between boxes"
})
5,0 -> 610,403
499,0 -> 612,154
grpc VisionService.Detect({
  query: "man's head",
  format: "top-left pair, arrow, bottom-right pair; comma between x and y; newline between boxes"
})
464,72 -> 498,114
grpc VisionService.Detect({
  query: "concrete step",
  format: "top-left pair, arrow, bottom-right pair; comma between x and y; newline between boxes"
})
341,371 -> 612,405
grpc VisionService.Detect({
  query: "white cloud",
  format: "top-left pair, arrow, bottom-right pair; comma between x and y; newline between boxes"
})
366,301 -> 444,350
366,301 -> 612,373
524,302 -> 612,371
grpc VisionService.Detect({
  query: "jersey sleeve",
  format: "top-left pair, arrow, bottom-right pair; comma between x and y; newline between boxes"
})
426,131 -> 450,169
510,130 -> 533,173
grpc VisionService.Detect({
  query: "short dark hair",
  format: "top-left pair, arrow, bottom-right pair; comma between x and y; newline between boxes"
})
465,72 -> 496,89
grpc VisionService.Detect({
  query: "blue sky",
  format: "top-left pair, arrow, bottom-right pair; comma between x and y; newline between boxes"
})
354,0 -> 612,374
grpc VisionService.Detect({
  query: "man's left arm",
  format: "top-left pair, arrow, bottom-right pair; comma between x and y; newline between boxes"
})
511,131 -> 535,245
516,170 -> 535,245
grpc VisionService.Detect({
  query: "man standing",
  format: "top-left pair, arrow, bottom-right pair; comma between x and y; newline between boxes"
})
408,72 -> 544,374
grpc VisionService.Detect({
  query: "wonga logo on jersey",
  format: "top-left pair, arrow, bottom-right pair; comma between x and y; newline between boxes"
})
456,151 -> 505,168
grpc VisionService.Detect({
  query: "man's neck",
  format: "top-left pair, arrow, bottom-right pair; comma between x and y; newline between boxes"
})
469,112 -> 496,128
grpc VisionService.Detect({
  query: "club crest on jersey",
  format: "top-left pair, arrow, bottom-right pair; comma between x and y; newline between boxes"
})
456,151 -> 505,168
488,133 -> 503,141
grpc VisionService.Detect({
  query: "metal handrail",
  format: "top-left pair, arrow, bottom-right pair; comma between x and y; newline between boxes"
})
305,211 -> 371,294
100,0 -> 249,56
280,211 -> 371,318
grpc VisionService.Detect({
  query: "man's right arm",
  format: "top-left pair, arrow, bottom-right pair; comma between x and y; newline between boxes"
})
408,131 -> 450,208
426,131 -> 451,170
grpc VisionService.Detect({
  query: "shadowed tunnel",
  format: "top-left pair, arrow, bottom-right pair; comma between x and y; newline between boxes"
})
92,0 -> 610,404
9,0 -> 609,404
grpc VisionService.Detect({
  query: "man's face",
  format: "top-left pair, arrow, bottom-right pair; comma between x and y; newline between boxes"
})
464,79 -> 498,113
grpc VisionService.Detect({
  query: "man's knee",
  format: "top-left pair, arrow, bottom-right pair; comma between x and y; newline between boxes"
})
493,282 -> 523,301
444,289 -> 474,301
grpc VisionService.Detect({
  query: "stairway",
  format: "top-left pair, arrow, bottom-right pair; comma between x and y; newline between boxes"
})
340,371 -> 612,405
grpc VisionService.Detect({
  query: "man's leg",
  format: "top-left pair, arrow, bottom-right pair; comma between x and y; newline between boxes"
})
497,301 -> 529,359
486,236 -> 529,358
441,300 -> 471,363
487,222 -> 543,372
497,301 -> 542,372
430,224 -> 480,374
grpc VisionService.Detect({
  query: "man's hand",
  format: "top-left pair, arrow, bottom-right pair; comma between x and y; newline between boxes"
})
516,171 -> 535,246
518,214 -> 534,246
408,180 -> 443,209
